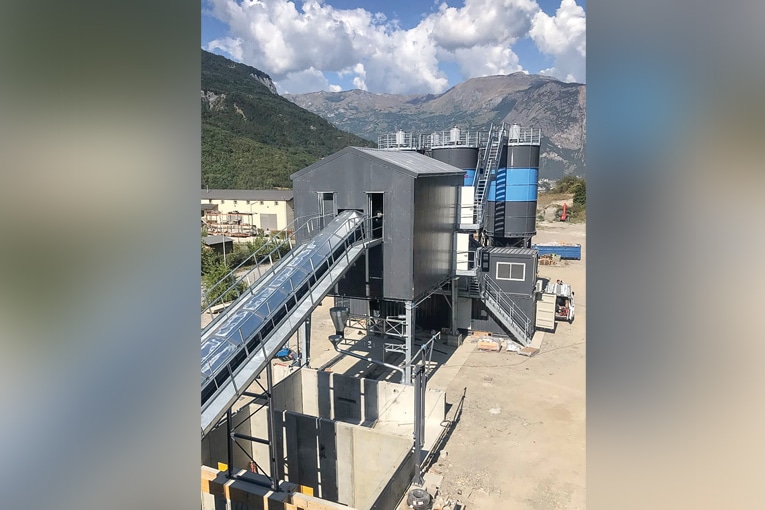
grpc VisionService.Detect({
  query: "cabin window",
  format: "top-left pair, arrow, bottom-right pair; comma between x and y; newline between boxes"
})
496,262 -> 525,281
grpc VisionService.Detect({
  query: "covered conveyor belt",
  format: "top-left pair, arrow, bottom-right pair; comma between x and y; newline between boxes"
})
201,211 -> 378,437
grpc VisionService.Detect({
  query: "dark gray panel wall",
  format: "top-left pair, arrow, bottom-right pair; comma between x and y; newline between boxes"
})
431,147 -> 478,170
293,151 -> 415,300
506,145 -> 540,168
504,201 -> 537,237
484,251 -> 538,295
471,296 -> 536,337
412,175 -> 461,299
293,150 -> 460,301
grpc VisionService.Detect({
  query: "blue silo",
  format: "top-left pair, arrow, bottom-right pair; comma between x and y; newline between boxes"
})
484,125 -> 541,246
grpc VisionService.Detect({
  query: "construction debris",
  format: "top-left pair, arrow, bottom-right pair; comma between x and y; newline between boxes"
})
477,338 -> 502,352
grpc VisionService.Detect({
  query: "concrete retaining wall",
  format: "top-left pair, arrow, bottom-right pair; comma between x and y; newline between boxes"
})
272,367 -> 446,444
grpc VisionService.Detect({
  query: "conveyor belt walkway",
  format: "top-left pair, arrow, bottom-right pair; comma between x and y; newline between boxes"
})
201,211 -> 379,437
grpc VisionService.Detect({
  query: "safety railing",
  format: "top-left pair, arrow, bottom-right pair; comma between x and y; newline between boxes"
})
201,211 -> 374,401
507,126 -> 542,145
424,128 -> 485,149
481,273 -> 532,340
201,212 -> 333,324
377,130 -> 418,150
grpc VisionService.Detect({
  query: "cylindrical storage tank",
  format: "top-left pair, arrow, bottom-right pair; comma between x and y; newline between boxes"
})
431,146 -> 479,186
502,144 -> 540,238
395,129 -> 406,145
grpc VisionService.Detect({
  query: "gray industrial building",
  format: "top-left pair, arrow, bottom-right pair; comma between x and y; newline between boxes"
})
292,147 -> 462,303
200,123 -> 546,510
290,127 -> 543,344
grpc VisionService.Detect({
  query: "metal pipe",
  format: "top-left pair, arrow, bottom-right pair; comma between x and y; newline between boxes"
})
232,432 -> 271,446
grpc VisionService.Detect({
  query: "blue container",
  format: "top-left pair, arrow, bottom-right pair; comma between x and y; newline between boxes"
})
533,243 -> 582,260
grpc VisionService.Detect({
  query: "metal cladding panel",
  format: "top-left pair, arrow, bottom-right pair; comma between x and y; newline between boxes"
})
471,296 -> 536,337
484,248 -> 538,296
431,147 -> 479,185
412,175 -> 461,300
505,168 -> 539,202
291,148 -> 419,300
504,201 -> 537,237
506,145 -> 540,168
484,202 -> 496,237
431,147 -> 479,168
353,147 -> 466,177
487,168 -> 538,201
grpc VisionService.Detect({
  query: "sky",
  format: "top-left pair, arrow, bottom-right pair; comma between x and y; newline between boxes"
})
201,0 -> 585,95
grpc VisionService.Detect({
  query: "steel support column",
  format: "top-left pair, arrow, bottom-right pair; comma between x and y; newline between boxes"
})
265,363 -> 279,491
404,301 -> 415,384
298,316 -> 311,367
226,408 -> 234,479
412,351 -> 428,486
450,277 -> 459,335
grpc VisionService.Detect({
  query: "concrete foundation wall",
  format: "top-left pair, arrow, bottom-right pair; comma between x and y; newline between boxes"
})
352,425 -> 413,509
280,411 -> 411,509
202,368 -> 438,510
272,367 -> 445,440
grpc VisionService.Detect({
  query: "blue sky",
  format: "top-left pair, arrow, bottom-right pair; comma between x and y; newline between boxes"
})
201,0 -> 585,94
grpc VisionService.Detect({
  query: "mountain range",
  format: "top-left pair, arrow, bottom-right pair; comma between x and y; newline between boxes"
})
285,73 -> 586,179
202,49 -> 586,188
201,50 -> 374,189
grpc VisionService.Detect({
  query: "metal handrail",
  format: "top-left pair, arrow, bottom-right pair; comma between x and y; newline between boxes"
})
201,212 -> 332,321
481,273 -> 531,338
507,126 -> 542,145
202,212 -> 374,387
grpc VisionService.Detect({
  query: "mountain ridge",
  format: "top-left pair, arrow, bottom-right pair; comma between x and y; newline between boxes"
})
201,50 -> 375,189
285,73 -> 586,178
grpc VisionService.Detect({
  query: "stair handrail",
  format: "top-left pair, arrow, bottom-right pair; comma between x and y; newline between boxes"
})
478,123 -> 508,229
480,272 -> 532,339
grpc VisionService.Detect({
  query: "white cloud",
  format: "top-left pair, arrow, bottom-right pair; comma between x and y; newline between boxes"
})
529,0 -> 586,82
206,37 -> 244,61
452,45 -> 525,79
351,63 -> 367,91
430,0 -> 538,51
204,0 -> 586,93
275,67 -> 333,95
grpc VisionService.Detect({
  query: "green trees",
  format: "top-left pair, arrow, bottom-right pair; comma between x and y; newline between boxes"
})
202,259 -> 247,305
200,235 -> 293,308
572,180 -> 586,206
551,175 -> 586,222
201,50 -> 374,190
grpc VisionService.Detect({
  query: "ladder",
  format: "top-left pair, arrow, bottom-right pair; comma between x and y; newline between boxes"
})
473,123 -> 508,228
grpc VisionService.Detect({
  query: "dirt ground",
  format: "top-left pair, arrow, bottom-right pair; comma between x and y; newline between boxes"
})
427,220 -> 586,510
298,220 -> 586,509
215,219 -> 586,509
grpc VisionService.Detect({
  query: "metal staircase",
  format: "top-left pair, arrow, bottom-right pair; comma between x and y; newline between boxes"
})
480,273 -> 532,346
473,123 -> 508,228
200,211 -> 381,437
